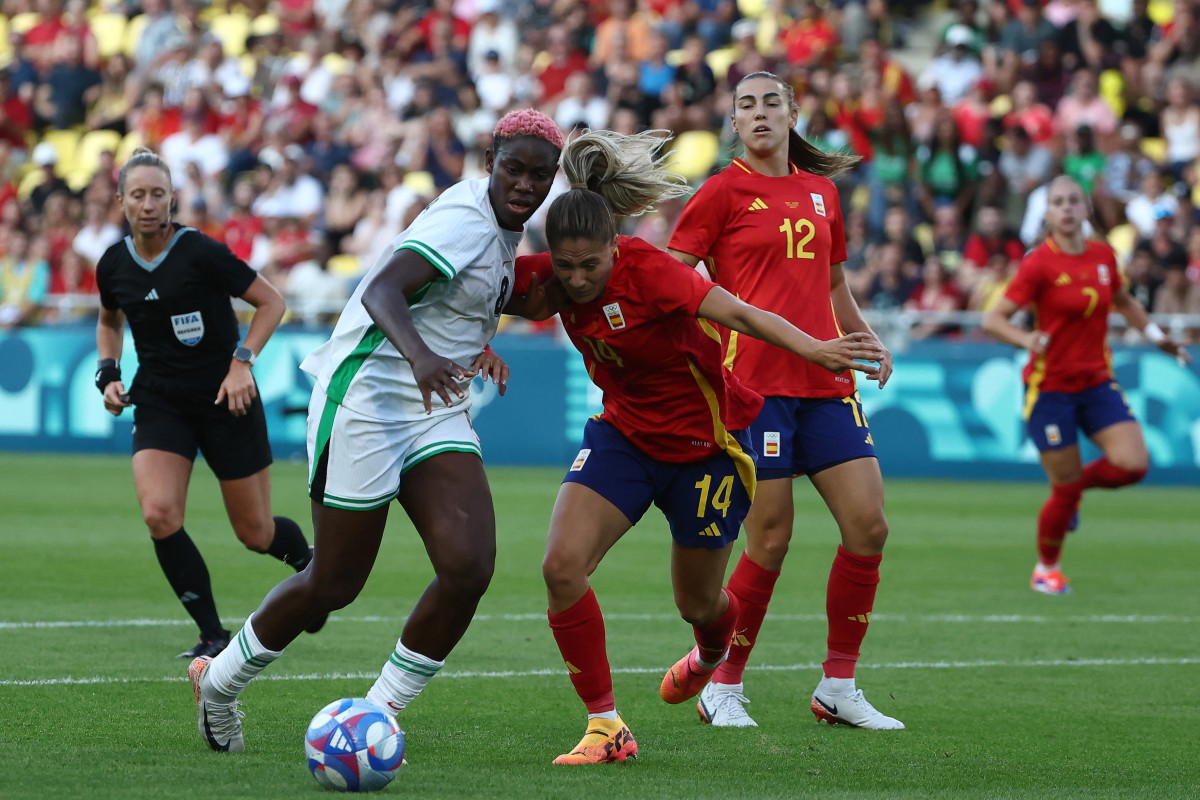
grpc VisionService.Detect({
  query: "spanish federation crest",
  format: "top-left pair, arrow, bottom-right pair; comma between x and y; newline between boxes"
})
1097,264 -> 1110,285
171,311 -> 204,346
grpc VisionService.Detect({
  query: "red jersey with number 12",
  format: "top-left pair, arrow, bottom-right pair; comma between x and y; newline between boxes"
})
669,159 -> 853,399
1004,238 -> 1121,394
516,236 -> 763,463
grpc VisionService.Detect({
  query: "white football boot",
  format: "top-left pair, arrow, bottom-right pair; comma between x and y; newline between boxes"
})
696,682 -> 758,727
810,676 -> 905,730
189,656 -> 246,752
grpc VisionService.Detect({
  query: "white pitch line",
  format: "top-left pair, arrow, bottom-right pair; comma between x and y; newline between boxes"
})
1,612 -> 1197,631
1,657 -> 1197,688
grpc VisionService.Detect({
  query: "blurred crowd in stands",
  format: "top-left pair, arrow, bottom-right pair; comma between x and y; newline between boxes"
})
1,0 -> 1199,341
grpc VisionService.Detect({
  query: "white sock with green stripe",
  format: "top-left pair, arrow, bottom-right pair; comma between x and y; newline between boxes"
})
201,617 -> 282,703
365,640 -> 444,716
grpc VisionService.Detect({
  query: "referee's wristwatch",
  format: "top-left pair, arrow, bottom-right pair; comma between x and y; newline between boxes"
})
233,346 -> 256,366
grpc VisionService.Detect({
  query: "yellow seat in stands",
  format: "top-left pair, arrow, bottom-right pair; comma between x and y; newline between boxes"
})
210,13 -> 251,57
669,130 -> 719,181
90,12 -> 127,59
403,171 -> 436,196
42,128 -> 83,175
79,129 -> 122,163
18,169 -> 47,199
1140,137 -> 1167,163
122,14 -> 148,58
327,254 -> 361,277
1106,224 -> 1137,262
116,130 -> 144,162
705,47 -> 737,82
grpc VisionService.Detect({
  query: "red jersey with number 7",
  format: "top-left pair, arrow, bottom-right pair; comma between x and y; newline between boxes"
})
669,159 -> 854,399
1004,238 -> 1122,395
516,236 -> 763,463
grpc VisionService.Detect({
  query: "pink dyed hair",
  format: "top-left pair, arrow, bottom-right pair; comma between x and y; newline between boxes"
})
492,108 -> 564,150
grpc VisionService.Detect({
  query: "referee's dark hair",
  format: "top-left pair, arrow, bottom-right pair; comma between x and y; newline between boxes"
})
118,146 -> 172,194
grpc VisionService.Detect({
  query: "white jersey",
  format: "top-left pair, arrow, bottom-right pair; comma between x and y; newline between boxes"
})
301,178 -> 520,422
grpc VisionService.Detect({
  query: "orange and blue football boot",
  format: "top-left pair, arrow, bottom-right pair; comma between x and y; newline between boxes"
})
552,715 -> 638,765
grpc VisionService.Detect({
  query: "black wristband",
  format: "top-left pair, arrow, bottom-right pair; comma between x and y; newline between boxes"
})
95,359 -> 121,394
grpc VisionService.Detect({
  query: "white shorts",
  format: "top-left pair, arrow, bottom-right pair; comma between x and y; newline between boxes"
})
306,386 -> 482,511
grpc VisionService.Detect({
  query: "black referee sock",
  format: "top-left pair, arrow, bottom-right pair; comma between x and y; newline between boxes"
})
153,528 -> 225,640
265,516 -> 312,572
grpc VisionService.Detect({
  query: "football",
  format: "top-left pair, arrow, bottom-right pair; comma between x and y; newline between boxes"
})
304,698 -> 405,792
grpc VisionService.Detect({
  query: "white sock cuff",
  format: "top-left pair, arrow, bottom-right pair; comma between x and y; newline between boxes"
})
241,616 -> 283,660
391,641 -> 444,673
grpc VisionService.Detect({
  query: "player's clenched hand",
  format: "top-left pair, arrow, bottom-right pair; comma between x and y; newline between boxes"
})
102,380 -> 131,416
813,332 -> 884,376
470,347 -> 509,396
216,362 -> 257,416
413,352 -> 475,414
1026,330 -> 1050,355
1157,336 -> 1192,365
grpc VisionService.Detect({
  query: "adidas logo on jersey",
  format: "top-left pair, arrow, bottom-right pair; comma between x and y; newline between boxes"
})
1055,273 -> 1072,286
144,288 -> 160,301
747,198 -> 768,211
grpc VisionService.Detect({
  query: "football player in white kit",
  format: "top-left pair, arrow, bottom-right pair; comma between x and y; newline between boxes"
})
188,110 -> 565,752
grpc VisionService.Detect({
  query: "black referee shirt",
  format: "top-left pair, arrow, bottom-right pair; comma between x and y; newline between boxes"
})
97,226 -> 257,399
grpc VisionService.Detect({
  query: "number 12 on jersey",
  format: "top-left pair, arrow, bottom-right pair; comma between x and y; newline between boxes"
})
779,217 -> 816,260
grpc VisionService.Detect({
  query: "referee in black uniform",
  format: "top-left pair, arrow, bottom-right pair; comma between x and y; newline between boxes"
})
95,147 -> 315,659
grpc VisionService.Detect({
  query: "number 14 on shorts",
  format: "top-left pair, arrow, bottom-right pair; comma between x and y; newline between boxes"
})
695,474 -> 733,518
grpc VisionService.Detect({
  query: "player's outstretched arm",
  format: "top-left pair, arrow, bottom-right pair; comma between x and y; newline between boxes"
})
362,249 -> 475,414
1111,286 -> 1192,364
697,286 -> 883,375
95,306 -> 130,415
982,297 -> 1049,354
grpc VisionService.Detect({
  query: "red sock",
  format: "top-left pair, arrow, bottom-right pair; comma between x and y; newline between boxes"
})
1082,458 -> 1147,489
1037,479 -> 1085,565
713,552 -> 780,685
693,588 -> 740,664
823,546 -> 881,680
547,588 -> 614,715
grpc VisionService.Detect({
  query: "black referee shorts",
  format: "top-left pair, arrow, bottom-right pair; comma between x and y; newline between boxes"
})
131,385 -> 273,480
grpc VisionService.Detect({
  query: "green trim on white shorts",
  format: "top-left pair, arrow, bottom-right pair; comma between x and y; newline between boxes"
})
401,439 -> 482,474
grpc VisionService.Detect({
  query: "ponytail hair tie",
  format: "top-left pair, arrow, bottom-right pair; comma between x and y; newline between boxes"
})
569,181 -> 588,189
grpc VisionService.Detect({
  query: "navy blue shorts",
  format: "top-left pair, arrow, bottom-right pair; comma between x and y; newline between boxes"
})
749,394 -> 877,479
561,418 -> 757,549
1025,380 -> 1135,451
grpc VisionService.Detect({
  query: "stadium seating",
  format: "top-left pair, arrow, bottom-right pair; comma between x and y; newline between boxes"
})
89,12 -> 127,59
210,13 -> 251,58
668,131 -> 719,181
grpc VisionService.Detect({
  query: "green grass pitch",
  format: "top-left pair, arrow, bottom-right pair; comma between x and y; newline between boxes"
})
1,453 -> 1197,799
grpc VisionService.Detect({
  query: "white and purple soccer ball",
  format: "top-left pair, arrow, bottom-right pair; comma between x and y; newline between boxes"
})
305,698 -> 405,792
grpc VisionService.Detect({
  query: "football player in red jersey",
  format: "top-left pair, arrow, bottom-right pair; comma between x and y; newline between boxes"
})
521,130 -> 885,765
666,71 -> 903,730
983,176 -> 1191,594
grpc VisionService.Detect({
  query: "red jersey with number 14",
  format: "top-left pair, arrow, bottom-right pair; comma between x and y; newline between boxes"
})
1004,238 -> 1122,394
669,159 -> 853,399
516,236 -> 763,463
